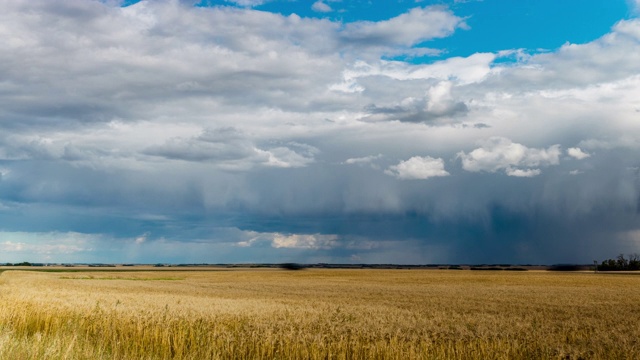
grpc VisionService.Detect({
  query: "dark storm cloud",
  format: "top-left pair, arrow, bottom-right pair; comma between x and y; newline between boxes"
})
225,150 -> 639,263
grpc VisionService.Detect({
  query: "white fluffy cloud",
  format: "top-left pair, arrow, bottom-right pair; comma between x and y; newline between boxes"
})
567,147 -> 591,160
341,7 -> 465,47
385,156 -> 450,180
333,52 -> 496,94
505,168 -> 541,178
312,1 -> 332,13
458,137 -> 561,176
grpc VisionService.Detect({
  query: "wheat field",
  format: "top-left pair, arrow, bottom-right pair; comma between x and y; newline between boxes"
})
0,268 -> 638,359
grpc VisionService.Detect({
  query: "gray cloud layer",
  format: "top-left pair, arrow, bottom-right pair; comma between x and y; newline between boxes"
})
0,0 -> 638,264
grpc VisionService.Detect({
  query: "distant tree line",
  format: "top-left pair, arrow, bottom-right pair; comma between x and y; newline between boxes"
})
599,254 -> 640,271
4,262 -> 33,266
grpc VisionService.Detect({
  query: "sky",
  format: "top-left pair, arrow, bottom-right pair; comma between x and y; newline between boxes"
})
0,0 -> 639,264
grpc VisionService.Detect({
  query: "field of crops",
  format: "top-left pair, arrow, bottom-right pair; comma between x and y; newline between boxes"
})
0,268 -> 638,359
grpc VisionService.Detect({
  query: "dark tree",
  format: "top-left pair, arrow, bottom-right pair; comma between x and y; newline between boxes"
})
600,254 -> 640,271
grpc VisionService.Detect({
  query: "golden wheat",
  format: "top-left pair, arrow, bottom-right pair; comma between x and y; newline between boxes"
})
0,268 -> 638,359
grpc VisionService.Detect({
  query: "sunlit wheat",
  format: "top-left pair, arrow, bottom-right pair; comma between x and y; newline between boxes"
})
0,269 -> 638,359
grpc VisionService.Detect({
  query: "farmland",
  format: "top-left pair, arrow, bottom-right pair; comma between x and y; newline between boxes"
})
0,268 -> 638,359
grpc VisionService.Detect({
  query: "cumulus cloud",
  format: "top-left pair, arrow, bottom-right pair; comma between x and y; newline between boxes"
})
567,147 -> 591,160
385,156 -> 449,180
426,81 -> 460,114
134,232 -> 149,245
505,168 -> 541,178
458,137 -> 561,176
312,1 -> 332,13
341,7 -> 464,47
363,81 -> 468,123
332,52 -> 497,95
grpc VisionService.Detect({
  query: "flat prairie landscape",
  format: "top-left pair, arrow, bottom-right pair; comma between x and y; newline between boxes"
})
0,268 -> 638,359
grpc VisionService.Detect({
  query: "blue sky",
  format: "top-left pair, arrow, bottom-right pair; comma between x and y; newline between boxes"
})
0,0 -> 639,264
